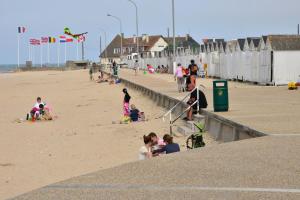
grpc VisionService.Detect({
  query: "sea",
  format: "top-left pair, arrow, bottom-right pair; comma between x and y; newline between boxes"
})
0,64 -> 17,73
0,64 -> 63,73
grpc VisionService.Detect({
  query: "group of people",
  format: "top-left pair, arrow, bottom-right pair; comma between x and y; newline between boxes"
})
174,59 -> 199,93
27,97 -> 52,121
139,132 -> 180,160
122,88 -> 145,123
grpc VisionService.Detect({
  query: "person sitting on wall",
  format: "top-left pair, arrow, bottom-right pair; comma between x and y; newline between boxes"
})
184,84 -> 208,121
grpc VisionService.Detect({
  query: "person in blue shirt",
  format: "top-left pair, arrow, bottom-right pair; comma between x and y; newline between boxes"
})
153,134 -> 180,155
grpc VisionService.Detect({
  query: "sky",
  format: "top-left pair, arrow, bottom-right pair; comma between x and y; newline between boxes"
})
0,0 -> 300,64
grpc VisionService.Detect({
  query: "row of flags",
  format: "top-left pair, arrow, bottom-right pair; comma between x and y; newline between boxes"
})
18,27 -> 86,46
17,26 -> 88,67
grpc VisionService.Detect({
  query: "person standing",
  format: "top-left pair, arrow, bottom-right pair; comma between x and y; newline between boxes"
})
175,63 -> 185,92
188,60 -> 198,86
122,88 -> 131,117
112,61 -> 118,76
89,67 -> 93,81
134,60 -> 139,76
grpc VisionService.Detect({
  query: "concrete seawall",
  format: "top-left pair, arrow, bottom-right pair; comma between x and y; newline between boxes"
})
105,71 -> 267,142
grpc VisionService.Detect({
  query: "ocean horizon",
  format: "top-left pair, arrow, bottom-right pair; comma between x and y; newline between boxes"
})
0,64 -> 65,73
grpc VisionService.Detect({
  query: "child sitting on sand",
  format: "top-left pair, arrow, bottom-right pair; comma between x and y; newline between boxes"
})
139,135 -> 153,160
152,134 -> 180,155
130,104 -> 140,122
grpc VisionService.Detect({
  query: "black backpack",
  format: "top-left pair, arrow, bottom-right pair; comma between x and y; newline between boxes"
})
186,123 -> 206,149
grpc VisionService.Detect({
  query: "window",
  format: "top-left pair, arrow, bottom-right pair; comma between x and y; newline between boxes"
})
113,48 -> 120,54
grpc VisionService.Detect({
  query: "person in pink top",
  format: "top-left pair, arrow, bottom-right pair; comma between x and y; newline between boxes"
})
175,63 -> 185,92
148,132 -> 166,154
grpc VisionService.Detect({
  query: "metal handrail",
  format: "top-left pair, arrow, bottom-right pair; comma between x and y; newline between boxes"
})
162,84 -> 205,121
162,86 -> 197,120
171,100 -> 198,124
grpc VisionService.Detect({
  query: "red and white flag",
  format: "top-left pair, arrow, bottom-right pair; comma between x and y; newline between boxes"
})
30,39 -> 40,45
78,35 -> 85,43
41,37 -> 48,43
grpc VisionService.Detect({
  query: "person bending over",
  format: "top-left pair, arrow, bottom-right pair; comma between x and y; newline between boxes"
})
152,134 -> 180,155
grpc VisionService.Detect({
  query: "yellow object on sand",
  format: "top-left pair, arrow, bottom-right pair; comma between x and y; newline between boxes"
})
288,82 -> 298,90
121,116 -> 131,124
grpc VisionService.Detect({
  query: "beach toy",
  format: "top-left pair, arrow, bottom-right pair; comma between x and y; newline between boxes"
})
143,71 -> 147,75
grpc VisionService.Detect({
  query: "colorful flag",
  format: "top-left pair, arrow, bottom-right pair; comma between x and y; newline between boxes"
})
41,37 -> 48,43
18,26 -> 26,33
78,35 -> 86,43
66,38 -> 73,42
30,39 -> 40,45
48,37 -> 56,43
59,35 -> 66,43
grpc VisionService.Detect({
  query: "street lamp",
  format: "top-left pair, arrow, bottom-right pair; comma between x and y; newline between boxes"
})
107,14 -> 123,61
99,28 -> 107,63
172,0 -> 176,58
128,0 -> 139,61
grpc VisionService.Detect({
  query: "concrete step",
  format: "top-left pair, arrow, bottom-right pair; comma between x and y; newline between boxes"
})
193,114 -> 206,122
177,126 -> 196,136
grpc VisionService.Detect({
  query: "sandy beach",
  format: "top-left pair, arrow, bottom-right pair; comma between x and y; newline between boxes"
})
0,69 -> 214,199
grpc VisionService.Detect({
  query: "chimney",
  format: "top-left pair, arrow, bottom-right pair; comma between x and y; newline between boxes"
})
142,34 -> 149,43
186,34 -> 190,41
133,35 -> 137,44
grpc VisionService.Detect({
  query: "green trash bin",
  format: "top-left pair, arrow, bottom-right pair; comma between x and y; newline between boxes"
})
213,80 -> 229,112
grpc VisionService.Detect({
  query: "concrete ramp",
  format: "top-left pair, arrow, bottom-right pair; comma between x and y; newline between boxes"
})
12,136 -> 300,200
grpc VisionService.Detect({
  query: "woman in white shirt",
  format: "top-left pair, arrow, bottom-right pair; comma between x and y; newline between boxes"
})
138,135 -> 153,160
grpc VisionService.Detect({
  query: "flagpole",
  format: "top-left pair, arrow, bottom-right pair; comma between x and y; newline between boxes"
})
28,43 -> 31,62
32,45 -> 35,66
47,42 -> 50,65
58,41 -> 60,67
17,33 -> 20,69
40,43 -> 43,67
76,41 -> 79,60
64,42 -> 67,65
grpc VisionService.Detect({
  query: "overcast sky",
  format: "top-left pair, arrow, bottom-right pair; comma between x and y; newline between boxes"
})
1,0 -> 300,64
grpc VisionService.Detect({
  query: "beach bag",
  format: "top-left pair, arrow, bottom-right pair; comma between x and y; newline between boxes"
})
186,122 -> 205,149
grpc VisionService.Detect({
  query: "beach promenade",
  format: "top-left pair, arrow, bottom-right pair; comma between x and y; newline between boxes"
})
116,68 -> 300,135
12,68 -> 300,200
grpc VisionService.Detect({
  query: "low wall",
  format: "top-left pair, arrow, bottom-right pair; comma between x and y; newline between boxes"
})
103,71 -> 267,142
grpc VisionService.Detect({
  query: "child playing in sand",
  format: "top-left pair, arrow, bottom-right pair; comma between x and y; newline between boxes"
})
123,88 -> 131,117
130,104 -> 140,122
139,135 -> 153,160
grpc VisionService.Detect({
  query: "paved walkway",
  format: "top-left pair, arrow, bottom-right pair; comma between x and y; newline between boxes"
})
13,136 -> 300,200
116,69 -> 300,135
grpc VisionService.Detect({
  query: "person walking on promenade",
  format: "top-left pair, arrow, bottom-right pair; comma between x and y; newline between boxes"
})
123,88 -> 131,117
175,63 -> 185,92
188,60 -> 198,86
134,60 -> 139,76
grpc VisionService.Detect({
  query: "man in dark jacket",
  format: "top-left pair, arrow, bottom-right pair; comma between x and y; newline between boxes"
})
185,84 -> 208,121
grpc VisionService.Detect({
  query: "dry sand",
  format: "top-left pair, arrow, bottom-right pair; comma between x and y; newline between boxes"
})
0,70 -> 213,199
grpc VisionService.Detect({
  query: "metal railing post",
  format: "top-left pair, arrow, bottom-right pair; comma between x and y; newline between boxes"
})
169,113 -> 173,135
197,86 -> 200,114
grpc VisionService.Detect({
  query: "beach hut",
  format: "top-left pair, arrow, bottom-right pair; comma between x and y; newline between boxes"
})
249,38 -> 261,82
236,39 -> 247,81
219,42 -> 228,79
267,35 -> 300,85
